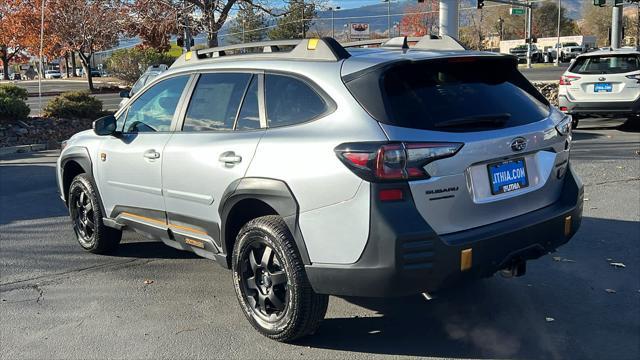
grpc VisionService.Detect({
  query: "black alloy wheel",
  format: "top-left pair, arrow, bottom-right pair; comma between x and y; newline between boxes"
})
68,174 -> 121,253
232,216 -> 328,342
70,183 -> 96,247
239,238 -> 289,322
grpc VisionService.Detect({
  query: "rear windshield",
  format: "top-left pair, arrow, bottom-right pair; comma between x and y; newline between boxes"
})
570,54 -> 640,74
344,57 -> 550,132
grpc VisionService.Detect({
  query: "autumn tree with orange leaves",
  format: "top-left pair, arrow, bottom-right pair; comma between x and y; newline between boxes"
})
49,0 -> 123,90
0,0 -> 44,80
398,1 -> 439,37
125,0 -> 178,52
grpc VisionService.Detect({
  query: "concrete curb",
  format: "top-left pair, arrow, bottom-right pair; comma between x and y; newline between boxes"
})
0,143 -> 50,156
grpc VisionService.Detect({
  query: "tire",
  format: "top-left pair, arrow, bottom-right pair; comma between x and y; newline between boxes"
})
68,173 -> 121,254
571,116 -> 580,130
232,215 -> 328,342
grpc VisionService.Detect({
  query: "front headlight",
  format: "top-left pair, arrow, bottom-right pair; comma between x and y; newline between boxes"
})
555,115 -> 572,137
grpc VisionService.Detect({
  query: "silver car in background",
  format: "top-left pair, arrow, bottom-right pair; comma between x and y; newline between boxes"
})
118,64 -> 169,108
56,36 -> 583,342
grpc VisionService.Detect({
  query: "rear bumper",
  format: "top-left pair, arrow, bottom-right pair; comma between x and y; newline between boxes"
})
306,165 -> 584,297
559,95 -> 640,116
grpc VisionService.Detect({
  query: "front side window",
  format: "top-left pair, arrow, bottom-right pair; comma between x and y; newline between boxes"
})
265,74 -> 328,128
183,73 -> 252,131
123,75 -> 189,133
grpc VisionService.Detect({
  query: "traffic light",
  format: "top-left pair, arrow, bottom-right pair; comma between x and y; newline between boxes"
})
477,0 -> 485,9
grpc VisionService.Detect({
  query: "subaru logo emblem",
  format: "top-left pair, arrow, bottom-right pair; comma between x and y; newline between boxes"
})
510,137 -> 527,152
599,77 -> 606,82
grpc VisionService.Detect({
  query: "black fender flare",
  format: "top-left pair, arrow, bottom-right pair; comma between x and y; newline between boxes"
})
60,146 -> 108,220
218,177 -> 311,266
59,146 -> 94,203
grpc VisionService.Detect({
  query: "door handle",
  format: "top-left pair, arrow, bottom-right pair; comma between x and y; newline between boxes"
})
219,151 -> 242,165
143,149 -> 160,159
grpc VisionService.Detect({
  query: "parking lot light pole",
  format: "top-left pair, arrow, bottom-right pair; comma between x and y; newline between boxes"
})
330,6 -> 341,39
555,0 -> 561,67
382,0 -> 391,38
526,1 -> 532,69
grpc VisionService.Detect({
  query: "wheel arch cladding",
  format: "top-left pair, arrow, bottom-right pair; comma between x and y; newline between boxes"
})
61,147 -> 93,204
219,178 -> 311,268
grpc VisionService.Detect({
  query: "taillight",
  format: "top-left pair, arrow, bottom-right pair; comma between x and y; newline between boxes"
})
559,75 -> 580,85
626,74 -> 640,83
335,142 -> 463,182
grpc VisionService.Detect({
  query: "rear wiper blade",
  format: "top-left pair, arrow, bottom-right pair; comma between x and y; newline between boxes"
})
434,113 -> 511,129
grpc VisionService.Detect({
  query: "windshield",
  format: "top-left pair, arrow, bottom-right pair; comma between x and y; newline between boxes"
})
513,45 -> 527,50
563,42 -> 579,47
570,54 -> 640,74
344,57 -> 550,132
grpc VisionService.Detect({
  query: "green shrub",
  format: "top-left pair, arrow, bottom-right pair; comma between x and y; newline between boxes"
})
0,83 -> 28,101
107,47 -> 177,84
0,84 -> 30,122
0,96 -> 30,122
43,91 -> 103,119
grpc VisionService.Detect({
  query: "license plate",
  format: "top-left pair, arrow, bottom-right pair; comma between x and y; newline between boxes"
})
594,83 -> 612,93
488,158 -> 529,195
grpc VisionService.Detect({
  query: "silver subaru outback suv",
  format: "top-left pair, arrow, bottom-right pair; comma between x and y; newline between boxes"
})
56,36 -> 583,342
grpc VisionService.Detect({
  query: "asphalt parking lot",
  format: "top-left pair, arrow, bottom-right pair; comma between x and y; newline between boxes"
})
1,118 -> 639,359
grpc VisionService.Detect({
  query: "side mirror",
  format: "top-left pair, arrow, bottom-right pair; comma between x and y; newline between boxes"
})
119,90 -> 130,98
93,115 -> 119,136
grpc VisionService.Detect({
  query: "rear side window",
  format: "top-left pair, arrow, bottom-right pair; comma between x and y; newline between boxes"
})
570,55 -> 639,74
265,74 -> 328,128
236,76 -> 260,130
345,58 -> 550,132
183,73 -> 252,131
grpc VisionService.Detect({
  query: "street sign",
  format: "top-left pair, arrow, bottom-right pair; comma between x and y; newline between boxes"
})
510,8 -> 525,15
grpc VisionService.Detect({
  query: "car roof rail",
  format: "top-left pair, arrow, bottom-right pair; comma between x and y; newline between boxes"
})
171,38 -> 351,68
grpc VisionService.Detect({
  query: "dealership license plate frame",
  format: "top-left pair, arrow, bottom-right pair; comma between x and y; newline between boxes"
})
487,158 -> 529,195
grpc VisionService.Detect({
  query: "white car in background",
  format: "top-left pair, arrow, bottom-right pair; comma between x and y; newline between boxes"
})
118,64 -> 169,108
558,48 -> 640,128
44,70 -> 62,79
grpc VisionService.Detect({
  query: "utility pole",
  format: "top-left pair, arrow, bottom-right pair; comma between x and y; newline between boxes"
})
183,0 -> 191,51
612,3 -> 623,49
439,0 -> 459,38
330,6 -> 340,39
526,1 -> 532,69
382,0 -> 391,38
301,0 -> 306,39
555,0 -> 561,66
242,20 -> 245,43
